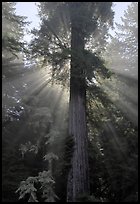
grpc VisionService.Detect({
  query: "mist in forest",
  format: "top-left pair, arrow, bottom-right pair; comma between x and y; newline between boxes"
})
2,2 -> 138,202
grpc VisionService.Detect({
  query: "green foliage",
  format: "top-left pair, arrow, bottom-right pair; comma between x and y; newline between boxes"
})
87,83 -> 138,202
16,177 -> 38,201
16,104 -> 60,202
16,171 -> 58,202
43,153 -> 59,162
29,2 -> 114,84
101,3 -> 138,132
19,141 -> 38,158
17,127 -> 59,202
38,171 -> 58,202
82,50 -> 113,82
102,3 -> 138,123
104,2 -> 138,79
2,2 -> 29,62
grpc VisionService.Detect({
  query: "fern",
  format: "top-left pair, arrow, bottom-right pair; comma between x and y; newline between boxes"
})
16,171 -> 59,202
17,106 -> 60,202
43,152 -> 59,161
39,171 -> 59,202
19,141 -> 38,158
16,177 -> 38,202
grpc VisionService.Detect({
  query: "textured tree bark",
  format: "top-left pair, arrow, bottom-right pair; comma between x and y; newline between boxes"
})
67,6 -> 90,201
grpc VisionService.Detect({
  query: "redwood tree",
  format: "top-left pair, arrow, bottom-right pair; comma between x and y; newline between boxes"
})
67,4 -> 90,201
29,2 -> 114,201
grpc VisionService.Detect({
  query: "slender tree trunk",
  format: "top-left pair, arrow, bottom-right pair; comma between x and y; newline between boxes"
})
67,5 -> 90,201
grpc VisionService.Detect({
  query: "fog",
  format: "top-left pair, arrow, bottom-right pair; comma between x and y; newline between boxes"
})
2,2 -> 138,202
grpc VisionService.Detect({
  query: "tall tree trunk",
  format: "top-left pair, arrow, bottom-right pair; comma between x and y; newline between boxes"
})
67,4 -> 90,201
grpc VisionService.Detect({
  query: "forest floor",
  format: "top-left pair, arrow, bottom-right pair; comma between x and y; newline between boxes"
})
2,64 -> 69,202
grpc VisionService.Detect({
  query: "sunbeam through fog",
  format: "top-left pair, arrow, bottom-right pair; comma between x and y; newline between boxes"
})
2,2 -> 138,202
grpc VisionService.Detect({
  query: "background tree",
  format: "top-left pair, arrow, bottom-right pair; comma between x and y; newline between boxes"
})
104,2 -> 138,77
87,85 -> 138,202
103,2 -> 138,126
2,2 -> 28,64
86,2 -> 138,202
